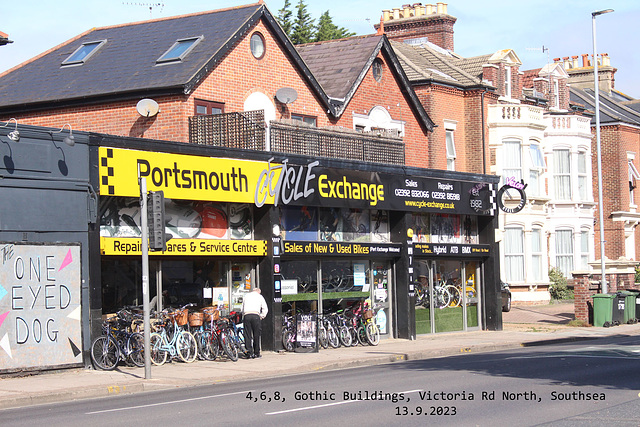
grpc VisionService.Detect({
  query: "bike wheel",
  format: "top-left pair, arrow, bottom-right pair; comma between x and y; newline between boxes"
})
327,324 -> 340,348
208,332 -> 220,360
318,324 -> 328,349
196,331 -> 215,361
447,285 -> 461,307
436,287 -> 451,309
356,326 -> 368,346
349,327 -> 358,346
365,321 -> 380,346
149,332 -> 168,366
338,325 -> 352,347
127,332 -> 145,367
177,331 -> 197,363
91,336 -> 118,371
221,331 -> 239,361
282,330 -> 295,352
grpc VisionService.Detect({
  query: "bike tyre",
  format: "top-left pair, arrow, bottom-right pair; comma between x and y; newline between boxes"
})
196,331 -> 215,361
356,326 -> 368,346
349,327 -> 358,346
327,324 -> 340,348
127,332 -> 145,367
338,326 -> 352,347
282,330 -> 295,352
177,331 -> 198,363
365,322 -> 380,346
149,332 -> 168,366
90,336 -> 118,371
318,324 -> 328,349
221,331 -> 239,361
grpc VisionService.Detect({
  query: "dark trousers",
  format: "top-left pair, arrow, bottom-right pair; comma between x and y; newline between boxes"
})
243,313 -> 261,356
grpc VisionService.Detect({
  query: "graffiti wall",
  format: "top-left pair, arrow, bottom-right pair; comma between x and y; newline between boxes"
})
0,243 -> 82,372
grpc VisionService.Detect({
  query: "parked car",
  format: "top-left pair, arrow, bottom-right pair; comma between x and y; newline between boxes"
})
501,281 -> 512,312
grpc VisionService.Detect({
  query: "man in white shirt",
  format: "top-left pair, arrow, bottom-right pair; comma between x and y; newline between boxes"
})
241,288 -> 268,358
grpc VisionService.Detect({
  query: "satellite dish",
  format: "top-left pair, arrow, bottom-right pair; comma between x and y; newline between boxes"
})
136,98 -> 160,117
275,87 -> 298,104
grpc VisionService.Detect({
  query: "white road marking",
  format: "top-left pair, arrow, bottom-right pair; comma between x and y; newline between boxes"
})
85,390 -> 250,415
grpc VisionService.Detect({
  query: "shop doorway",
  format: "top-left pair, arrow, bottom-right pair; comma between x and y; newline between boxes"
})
414,260 -> 481,334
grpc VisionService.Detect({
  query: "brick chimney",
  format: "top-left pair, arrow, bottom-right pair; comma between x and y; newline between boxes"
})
561,53 -> 617,94
374,3 -> 457,51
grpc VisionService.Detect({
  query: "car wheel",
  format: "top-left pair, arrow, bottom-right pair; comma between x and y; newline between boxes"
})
503,295 -> 511,312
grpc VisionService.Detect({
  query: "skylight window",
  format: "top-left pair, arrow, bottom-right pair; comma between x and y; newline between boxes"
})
157,36 -> 202,64
62,40 -> 106,66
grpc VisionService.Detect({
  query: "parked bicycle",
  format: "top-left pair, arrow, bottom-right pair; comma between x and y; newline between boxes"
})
149,303 -> 198,366
281,310 -> 297,352
90,309 -> 145,370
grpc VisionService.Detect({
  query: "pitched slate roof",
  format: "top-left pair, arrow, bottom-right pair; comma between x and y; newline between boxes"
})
390,40 -> 485,88
0,3 -> 334,116
297,35 -> 434,130
570,87 -> 640,126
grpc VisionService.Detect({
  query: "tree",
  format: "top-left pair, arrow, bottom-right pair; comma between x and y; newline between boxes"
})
277,0 -> 293,37
315,11 -> 355,42
290,0 -> 315,45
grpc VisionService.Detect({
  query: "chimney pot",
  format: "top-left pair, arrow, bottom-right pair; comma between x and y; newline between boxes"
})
581,54 -> 590,67
436,2 -> 446,14
426,4 -> 433,14
382,10 -> 391,21
403,5 -> 412,18
393,8 -> 400,19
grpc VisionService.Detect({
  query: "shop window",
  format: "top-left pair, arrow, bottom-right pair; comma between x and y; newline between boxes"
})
461,215 -> 478,244
100,198 -> 252,240
280,260 -> 319,295
555,229 -> 574,277
371,209 -> 390,243
504,227 -> 524,282
430,213 -> 460,244
195,99 -> 224,115
280,206 -> 318,241
411,212 -> 430,243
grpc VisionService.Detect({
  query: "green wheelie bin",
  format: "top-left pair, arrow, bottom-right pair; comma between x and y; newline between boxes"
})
626,289 -> 640,322
592,293 -> 615,327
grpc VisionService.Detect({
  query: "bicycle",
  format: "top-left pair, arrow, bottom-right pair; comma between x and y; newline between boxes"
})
281,310 -> 296,352
318,313 -> 339,349
227,311 -> 250,359
90,310 -> 145,370
149,304 -> 198,366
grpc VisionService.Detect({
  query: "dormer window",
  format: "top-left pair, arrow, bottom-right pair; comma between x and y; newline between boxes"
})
504,66 -> 512,98
62,40 -> 106,66
157,36 -> 202,64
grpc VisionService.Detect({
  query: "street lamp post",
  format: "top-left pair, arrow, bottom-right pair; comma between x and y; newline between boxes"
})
592,8 -> 613,294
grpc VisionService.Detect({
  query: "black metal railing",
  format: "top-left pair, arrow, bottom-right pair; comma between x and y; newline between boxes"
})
270,120 -> 405,165
189,110 -> 265,150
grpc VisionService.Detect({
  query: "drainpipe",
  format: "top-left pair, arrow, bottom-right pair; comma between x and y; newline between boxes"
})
481,88 -> 488,174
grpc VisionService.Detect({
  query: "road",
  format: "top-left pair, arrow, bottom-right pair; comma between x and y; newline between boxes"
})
1,335 -> 639,426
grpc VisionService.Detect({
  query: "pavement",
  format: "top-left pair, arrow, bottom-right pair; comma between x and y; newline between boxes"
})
1,301 -> 639,410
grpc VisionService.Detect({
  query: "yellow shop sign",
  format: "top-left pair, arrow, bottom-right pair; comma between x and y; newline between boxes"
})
101,237 -> 267,256
99,147 -> 280,204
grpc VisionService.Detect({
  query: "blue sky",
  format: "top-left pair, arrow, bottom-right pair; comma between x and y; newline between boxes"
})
2,1 -> 638,96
